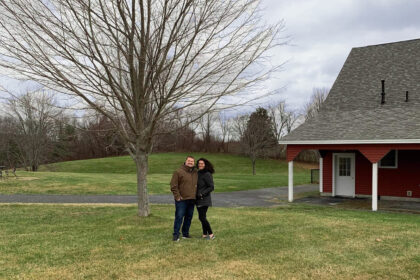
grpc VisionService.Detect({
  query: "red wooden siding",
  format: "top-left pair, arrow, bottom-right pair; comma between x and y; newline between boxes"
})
358,148 -> 391,163
355,152 -> 371,195
287,146 -> 303,161
379,150 -> 420,198
288,144 -> 420,199
323,152 -> 332,193
322,150 -> 420,198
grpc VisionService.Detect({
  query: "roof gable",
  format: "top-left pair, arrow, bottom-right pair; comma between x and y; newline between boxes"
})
282,39 -> 420,143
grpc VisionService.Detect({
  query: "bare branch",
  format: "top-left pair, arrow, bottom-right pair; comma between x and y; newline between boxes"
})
0,0 -> 286,216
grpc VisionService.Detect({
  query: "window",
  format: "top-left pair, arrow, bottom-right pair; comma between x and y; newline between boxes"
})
339,157 -> 351,176
379,150 -> 398,168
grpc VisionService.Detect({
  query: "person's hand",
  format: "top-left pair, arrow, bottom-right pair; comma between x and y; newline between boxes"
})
176,197 -> 182,201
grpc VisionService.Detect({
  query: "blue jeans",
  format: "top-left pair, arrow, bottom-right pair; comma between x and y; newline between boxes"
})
173,199 -> 195,237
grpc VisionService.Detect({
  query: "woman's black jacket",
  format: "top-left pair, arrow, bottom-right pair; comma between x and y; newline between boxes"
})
196,170 -> 214,207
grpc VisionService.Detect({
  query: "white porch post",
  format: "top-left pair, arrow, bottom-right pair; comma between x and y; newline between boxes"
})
319,157 -> 323,193
372,162 -> 378,211
288,161 -> 294,202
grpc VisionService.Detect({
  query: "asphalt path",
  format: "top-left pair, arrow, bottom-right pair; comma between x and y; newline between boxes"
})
0,184 -> 318,207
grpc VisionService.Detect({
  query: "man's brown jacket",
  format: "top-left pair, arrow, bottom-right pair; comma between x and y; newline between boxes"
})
170,165 -> 198,201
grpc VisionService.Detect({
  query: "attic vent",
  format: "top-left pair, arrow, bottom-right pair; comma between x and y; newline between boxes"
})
381,80 -> 386,104
405,91 -> 409,102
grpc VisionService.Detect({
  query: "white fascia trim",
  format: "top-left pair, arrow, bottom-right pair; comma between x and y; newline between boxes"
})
279,139 -> 420,145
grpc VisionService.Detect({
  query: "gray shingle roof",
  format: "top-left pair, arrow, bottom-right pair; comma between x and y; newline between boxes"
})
281,39 -> 420,143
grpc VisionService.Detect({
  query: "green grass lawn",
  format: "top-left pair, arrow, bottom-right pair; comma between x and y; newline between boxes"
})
0,204 -> 419,279
0,153 -> 315,195
38,153 -> 306,174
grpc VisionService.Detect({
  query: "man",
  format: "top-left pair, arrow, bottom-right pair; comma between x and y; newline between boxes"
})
170,155 -> 198,241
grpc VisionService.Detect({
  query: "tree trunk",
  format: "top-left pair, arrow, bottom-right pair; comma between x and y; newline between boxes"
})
134,150 -> 150,217
252,158 -> 256,176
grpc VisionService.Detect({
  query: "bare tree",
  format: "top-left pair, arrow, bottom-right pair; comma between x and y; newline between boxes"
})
285,111 -> 300,134
268,101 -> 289,142
0,0 -> 284,216
231,114 -> 250,142
196,111 -> 217,152
216,112 -> 233,152
153,109 -> 197,152
268,100 -> 300,158
71,113 -> 126,159
304,87 -> 329,121
0,117 -> 14,167
6,91 -> 60,171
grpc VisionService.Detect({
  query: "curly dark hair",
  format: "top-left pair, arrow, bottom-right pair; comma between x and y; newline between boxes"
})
196,158 -> 215,174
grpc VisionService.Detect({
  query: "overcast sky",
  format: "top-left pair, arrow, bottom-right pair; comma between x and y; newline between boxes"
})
259,0 -> 420,112
2,0 -> 420,116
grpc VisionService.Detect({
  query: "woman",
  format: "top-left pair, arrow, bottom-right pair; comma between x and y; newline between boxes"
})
196,158 -> 215,240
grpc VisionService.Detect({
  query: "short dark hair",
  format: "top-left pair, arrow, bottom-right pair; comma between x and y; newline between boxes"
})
196,158 -> 215,174
185,155 -> 195,160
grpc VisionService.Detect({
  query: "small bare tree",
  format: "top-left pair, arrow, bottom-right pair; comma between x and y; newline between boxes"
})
6,91 -> 60,171
0,0 -> 285,216
268,101 -> 289,142
268,100 -> 300,158
196,111 -> 217,152
304,87 -> 329,121
216,112 -> 233,152
232,114 -> 250,142
0,117 -> 13,167
285,111 -> 300,134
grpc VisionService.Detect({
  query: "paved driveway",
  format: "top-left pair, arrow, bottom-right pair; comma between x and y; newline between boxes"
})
294,196 -> 420,214
0,184 -> 318,207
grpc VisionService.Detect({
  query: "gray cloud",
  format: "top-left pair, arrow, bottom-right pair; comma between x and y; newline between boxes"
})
1,1 -> 420,115
261,0 -> 420,111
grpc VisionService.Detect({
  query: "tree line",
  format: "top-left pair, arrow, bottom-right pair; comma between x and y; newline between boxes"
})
0,88 -> 328,173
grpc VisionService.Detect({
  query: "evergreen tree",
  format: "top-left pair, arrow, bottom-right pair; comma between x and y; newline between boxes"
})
242,107 -> 277,175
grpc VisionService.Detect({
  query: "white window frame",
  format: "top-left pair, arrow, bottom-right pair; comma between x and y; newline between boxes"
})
379,150 -> 398,169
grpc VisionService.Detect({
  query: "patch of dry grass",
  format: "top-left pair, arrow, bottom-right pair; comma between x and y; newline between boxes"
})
5,153 -> 313,195
0,204 -> 419,279
0,168 -> 311,195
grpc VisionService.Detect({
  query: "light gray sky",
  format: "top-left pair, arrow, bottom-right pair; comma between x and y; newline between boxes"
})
260,0 -> 420,112
2,0 -> 420,116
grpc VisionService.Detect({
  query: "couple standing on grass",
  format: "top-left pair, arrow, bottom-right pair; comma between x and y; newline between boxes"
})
170,156 -> 215,242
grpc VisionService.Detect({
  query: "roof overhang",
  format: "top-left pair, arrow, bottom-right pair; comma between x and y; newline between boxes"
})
279,139 -> 420,145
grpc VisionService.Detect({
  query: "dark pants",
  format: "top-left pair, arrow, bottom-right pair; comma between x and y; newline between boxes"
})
173,199 -> 195,238
197,206 -> 213,235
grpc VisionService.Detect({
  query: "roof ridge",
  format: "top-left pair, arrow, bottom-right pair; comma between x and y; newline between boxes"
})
281,37 -> 420,142
353,38 -> 420,49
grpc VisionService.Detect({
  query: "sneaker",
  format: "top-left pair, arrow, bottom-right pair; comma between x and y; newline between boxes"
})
182,235 -> 192,239
206,235 -> 215,240
172,236 -> 180,242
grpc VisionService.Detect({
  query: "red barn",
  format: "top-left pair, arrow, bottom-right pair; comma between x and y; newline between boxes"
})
280,39 -> 420,211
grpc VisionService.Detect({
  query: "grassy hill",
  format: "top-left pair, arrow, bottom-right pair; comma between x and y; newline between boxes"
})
39,152 -> 311,175
1,153 -> 316,195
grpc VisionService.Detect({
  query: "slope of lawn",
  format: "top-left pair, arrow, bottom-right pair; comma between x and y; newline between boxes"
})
0,153 -> 316,195
38,152 -> 310,175
0,204 -> 419,279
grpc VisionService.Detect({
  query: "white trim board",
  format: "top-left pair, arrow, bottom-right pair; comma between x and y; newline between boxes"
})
322,193 -> 420,202
356,194 -> 420,202
279,139 -> 420,145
